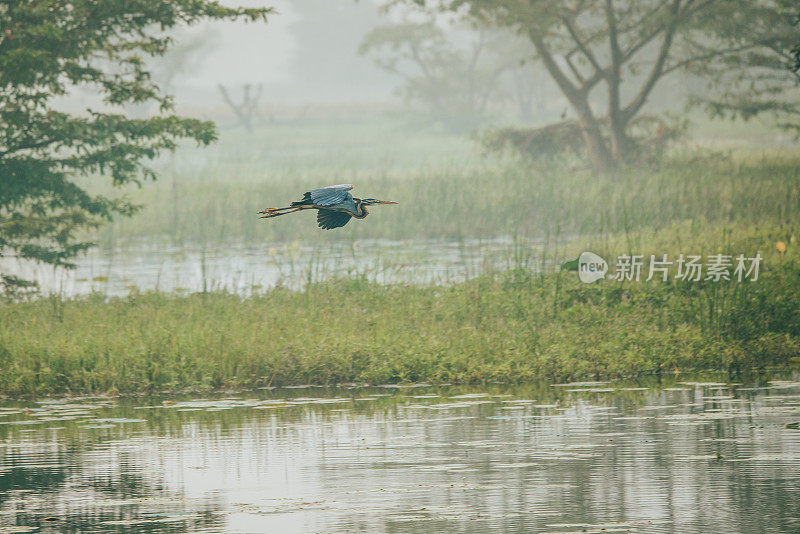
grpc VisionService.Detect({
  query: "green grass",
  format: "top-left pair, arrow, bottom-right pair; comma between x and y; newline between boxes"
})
86,116 -> 800,247
1,222 -> 798,396
4,113 -> 799,396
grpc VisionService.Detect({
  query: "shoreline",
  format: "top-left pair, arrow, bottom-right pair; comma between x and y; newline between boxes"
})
2,237 -> 797,397
0,366 -> 798,401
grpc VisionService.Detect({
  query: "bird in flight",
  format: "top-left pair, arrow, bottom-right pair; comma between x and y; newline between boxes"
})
258,184 -> 397,230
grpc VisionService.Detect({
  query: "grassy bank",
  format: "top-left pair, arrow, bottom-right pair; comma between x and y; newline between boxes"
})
6,116 -> 799,396
1,223 -> 798,396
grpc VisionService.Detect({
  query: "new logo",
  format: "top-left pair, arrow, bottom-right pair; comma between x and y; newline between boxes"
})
577,251 -> 608,283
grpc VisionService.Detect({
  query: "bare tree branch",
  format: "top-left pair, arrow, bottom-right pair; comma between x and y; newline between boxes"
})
622,0 -> 682,122
605,0 -> 624,155
527,29 -> 580,98
0,137 -> 58,159
564,49 -> 587,85
661,44 -> 757,76
560,15 -> 604,76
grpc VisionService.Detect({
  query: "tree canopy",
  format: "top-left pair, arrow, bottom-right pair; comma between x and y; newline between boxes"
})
0,1 -> 271,294
360,18 -> 543,129
399,0 -> 800,171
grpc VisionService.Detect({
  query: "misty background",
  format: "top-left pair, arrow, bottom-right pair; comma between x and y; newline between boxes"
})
57,0 -> 717,130
9,0 -> 797,296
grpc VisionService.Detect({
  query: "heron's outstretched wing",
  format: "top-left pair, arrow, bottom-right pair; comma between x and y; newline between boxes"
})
317,209 -> 352,230
302,184 -> 354,207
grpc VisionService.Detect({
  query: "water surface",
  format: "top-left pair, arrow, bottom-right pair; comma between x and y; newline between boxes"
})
0,237 -> 546,297
1,375 -> 800,533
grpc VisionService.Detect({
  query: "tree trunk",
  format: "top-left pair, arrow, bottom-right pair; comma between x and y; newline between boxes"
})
607,64 -> 627,162
572,97 -> 615,172
605,0 -> 628,166
608,119 -> 631,163
528,30 -> 615,173
578,117 -> 614,172
607,70 -> 630,163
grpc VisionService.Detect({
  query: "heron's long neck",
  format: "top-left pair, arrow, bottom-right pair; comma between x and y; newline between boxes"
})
353,202 -> 369,219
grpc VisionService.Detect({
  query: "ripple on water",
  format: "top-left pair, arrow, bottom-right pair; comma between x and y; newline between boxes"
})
0,375 -> 799,533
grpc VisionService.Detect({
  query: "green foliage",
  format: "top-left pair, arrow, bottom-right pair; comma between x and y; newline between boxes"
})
481,121 -> 587,162
0,222 -> 797,396
795,8 -> 800,74
689,0 -> 800,124
0,0 -> 272,292
481,115 -> 686,163
2,141 -> 799,395
399,0 -> 800,169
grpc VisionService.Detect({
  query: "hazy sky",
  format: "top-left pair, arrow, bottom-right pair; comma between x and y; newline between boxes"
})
170,0 -> 399,105
54,0 -> 483,114
181,0 -> 297,87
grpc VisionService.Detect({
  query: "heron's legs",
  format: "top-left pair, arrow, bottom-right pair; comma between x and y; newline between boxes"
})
258,206 -> 306,219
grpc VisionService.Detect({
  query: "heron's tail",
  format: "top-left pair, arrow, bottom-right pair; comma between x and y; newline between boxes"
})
258,205 -> 309,219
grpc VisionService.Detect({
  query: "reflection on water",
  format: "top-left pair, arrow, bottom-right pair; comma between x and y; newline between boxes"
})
1,375 -> 800,533
0,238 -> 547,297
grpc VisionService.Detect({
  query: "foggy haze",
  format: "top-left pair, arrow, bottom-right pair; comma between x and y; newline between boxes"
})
160,0 -> 399,107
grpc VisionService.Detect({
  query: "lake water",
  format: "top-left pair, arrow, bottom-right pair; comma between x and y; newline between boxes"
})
0,238 -> 548,298
2,374 -> 800,533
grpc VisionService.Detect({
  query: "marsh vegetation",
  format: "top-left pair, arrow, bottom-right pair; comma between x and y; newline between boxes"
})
1,1 -> 798,397
2,4 -> 800,532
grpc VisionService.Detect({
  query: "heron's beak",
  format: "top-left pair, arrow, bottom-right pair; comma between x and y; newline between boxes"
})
378,201 -> 398,205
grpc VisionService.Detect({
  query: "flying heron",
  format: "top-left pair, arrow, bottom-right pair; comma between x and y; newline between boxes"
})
258,184 -> 397,230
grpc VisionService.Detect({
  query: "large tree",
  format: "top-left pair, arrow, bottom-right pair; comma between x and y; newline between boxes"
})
401,0 -> 800,171
0,1 -> 271,294
359,19 -> 539,127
